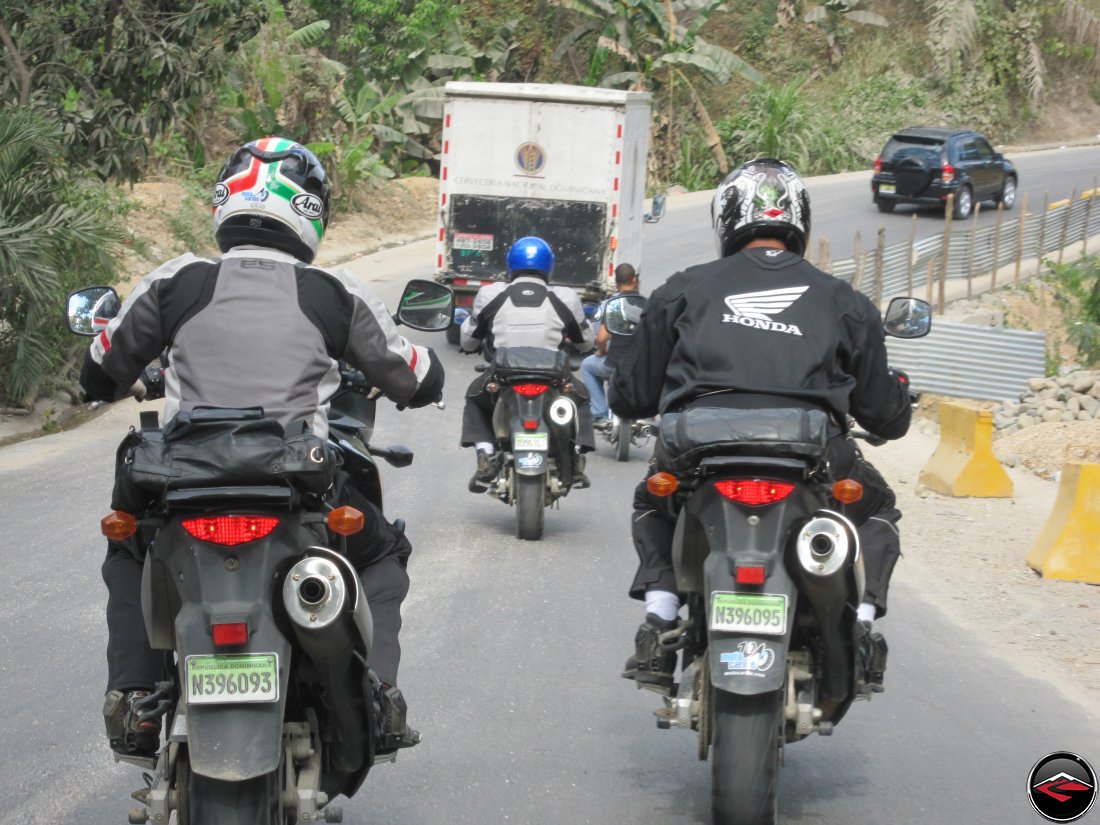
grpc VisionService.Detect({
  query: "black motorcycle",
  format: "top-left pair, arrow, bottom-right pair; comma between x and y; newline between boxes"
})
596,293 -> 654,462
472,346 -> 585,540
66,280 -> 453,825
635,297 -> 931,825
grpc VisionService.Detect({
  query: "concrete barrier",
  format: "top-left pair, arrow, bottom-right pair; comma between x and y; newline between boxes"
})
1026,460 -> 1100,583
919,401 -> 1014,497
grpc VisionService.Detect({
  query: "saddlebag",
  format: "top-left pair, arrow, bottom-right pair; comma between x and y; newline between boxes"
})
112,407 -> 335,512
491,346 -> 570,382
657,407 -> 831,472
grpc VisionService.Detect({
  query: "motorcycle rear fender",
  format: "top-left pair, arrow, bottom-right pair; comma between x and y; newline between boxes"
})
512,448 -> 548,476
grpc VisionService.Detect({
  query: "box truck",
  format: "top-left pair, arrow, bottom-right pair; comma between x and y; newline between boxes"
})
432,81 -> 654,342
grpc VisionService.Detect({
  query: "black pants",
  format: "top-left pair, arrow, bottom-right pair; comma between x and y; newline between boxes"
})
103,482 -> 412,693
460,370 -> 596,451
629,431 -> 902,619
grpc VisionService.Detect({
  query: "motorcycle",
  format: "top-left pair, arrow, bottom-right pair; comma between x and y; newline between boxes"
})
595,293 -> 654,462
472,346 -> 586,541
635,297 -> 931,825
66,279 -> 453,825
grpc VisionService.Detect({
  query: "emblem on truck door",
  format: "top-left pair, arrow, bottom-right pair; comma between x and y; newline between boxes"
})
515,142 -> 546,176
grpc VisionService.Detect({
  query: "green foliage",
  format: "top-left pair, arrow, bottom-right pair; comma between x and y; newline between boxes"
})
0,108 -> 122,405
1043,255 -> 1100,367
0,1 -> 268,182
669,129 -> 720,191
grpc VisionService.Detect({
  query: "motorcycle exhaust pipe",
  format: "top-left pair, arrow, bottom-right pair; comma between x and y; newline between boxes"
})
282,554 -> 367,662
548,397 -> 576,425
795,516 -> 851,577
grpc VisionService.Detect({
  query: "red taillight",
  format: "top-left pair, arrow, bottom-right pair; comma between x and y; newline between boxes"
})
212,622 -> 249,646
873,156 -> 882,175
735,565 -> 767,585
513,383 -> 549,397
715,479 -> 795,506
182,516 -> 279,546
523,419 -> 539,430
942,163 -> 955,184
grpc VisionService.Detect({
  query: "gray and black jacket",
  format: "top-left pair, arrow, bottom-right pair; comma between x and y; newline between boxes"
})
80,246 -> 444,438
458,276 -> 595,354
608,247 -> 910,439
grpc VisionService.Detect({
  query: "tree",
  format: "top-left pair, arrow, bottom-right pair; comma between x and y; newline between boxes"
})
0,1 -> 267,182
803,1 -> 888,66
0,107 -> 120,406
551,0 -> 762,177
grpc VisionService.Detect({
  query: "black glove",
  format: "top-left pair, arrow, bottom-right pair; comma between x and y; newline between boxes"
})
138,365 -> 166,402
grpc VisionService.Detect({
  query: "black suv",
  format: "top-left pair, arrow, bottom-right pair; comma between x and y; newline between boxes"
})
871,127 -> 1017,219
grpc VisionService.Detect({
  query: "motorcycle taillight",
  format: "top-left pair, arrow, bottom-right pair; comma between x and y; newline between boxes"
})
182,515 -> 279,546
715,479 -> 795,506
512,383 -> 549,397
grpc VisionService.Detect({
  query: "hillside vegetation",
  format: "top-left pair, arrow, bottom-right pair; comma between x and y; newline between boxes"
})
2,0 -> 1100,406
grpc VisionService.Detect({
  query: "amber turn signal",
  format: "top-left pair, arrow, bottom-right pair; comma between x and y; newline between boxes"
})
101,511 -> 138,540
832,478 -> 864,504
646,472 -> 679,497
327,506 -> 365,536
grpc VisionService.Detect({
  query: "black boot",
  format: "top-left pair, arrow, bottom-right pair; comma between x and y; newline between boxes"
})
856,620 -> 888,695
103,688 -> 162,757
468,450 -> 501,492
376,685 -> 421,754
621,613 -> 678,692
572,453 -> 591,489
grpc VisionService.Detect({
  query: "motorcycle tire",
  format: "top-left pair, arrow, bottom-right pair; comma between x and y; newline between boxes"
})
187,769 -> 286,824
711,689 -> 782,825
515,472 -> 545,541
614,417 -> 632,462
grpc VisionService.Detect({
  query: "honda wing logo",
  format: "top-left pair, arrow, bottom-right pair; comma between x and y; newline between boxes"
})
722,286 -> 808,336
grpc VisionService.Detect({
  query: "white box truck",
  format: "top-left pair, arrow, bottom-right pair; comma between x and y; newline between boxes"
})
432,81 -> 653,341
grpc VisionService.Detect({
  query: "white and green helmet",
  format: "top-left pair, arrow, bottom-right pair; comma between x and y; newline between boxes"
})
212,137 -> 331,263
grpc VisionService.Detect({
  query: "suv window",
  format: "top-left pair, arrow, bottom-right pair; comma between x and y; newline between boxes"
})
956,139 -> 979,162
882,136 -> 943,167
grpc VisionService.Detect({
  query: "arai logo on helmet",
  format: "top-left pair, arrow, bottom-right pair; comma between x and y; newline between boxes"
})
722,286 -> 808,336
212,183 -> 229,206
291,193 -> 324,219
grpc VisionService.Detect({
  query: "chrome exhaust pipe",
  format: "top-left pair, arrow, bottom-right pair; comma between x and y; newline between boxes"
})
283,556 -> 348,630
795,516 -> 851,577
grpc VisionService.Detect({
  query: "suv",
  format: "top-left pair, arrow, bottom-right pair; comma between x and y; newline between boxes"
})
871,127 -> 1017,220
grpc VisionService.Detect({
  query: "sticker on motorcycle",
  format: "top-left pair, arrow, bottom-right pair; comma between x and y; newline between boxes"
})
719,640 -> 777,677
516,452 -> 545,470
710,592 -> 787,635
513,433 -> 549,451
185,653 -> 279,705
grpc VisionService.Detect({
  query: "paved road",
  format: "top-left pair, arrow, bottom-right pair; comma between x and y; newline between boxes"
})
1,148 -> 1098,824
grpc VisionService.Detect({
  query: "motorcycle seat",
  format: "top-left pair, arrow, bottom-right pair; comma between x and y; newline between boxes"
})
657,407 -> 830,472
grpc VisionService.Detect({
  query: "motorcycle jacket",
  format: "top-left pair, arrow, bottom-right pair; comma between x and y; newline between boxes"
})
459,276 -> 595,354
609,247 -> 911,439
80,246 -> 445,438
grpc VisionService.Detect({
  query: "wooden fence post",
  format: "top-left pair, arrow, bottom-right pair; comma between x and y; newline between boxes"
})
852,231 -> 863,292
1036,192 -> 1049,276
1085,178 -> 1097,256
940,194 -> 954,314
1015,191 -> 1028,285
967,202 -> 980,298
1057,190 -> 1076,266
905,214 -> 917,295
991,201 -> 1004,291
874,224 -> 885,305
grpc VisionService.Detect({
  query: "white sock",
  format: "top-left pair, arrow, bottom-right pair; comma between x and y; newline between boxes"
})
645,590 -> 680,622
475,442 -> 495,455
857,602 -> 877,625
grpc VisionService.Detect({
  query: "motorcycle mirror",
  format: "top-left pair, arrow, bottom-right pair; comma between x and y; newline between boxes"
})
602,294 -> 647,336
644,193 -> 666,224
67,286 -> 120,336
883,297 -> 932,339
395,279 -> 455,332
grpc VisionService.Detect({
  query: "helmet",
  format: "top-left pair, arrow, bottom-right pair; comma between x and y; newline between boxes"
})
506,236 -> 555,280
712,158 -> 811,257
212,137 -> 331,263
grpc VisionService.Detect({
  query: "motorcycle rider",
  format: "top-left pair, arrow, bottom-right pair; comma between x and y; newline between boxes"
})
458,236 -> 597,490
581,263 -> 641,429
80,137 -> 444,758
610,157 -> 907,694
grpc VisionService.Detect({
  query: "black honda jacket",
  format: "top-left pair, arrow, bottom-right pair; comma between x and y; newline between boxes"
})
608,247 -> 910,439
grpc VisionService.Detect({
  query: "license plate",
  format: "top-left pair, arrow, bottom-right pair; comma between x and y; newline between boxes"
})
453,232 -> 494,251
710,593 -> 787,635
513,433 -> 548,451
185,653 -> 279,705
879,183 -> 896,194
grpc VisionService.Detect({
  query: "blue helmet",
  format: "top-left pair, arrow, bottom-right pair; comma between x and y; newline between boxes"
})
506,236 -> 555,280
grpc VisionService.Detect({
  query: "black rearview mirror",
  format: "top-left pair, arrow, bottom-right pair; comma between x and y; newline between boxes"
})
396,280 -> 455,332
883,297 -> 932,339
67,286 -> 120,336
602,294 -> 647,336
644,193 -> 666,224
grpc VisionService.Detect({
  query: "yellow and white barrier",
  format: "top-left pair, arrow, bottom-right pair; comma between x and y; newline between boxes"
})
1026,459 -> 1100,583
919,401 -> 1014,497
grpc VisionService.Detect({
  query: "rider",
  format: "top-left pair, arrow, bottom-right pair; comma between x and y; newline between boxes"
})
581,263 -> 641,429
458,236 -> 596,490
610,157 -> 908,694
80,137 -> 444,758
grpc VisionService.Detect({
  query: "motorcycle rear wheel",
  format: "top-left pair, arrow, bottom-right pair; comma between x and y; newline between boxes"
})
187,769 -> 286,824
612,416 -> 631,462
711,689 -> 782,825
515,473 -> 545,540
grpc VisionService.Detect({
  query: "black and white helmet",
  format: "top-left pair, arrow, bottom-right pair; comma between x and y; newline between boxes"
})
712,158 -> 811,257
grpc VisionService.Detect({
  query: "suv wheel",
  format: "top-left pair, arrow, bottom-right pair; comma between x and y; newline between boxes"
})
997,176 -> 1017,210
952,186 -> 973,220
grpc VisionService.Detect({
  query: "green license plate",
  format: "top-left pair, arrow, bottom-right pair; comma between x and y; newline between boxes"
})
513,433 -> 548,451
710,593 -> 787,635
185,653 -> 279,705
